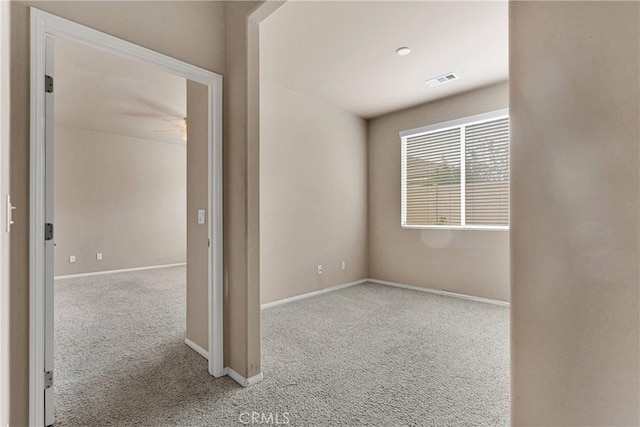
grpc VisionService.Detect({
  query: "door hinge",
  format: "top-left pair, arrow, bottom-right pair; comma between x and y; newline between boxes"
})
208,238 -> 211,248
44,371 -> 53,389
45,75 -> 53,93
45,223 -> 53,241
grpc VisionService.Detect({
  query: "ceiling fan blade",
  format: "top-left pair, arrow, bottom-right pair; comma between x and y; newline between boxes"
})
120,111 -> 165,118
131,95 -> 183,118
163,117 -> 187,129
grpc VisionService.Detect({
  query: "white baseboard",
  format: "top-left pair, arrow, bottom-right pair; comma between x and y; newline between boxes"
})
185,338 -> 209,360
184,341 -> 264,387
54,262 -> 186,280
224,367 -> 263,387
261,278 -> 368,309
367,278 -> 509,307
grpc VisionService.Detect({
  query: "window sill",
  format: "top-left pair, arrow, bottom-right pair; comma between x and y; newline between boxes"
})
401,224 -> 509,231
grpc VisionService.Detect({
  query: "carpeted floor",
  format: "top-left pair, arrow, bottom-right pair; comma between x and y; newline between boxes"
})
54,266 -> 509,426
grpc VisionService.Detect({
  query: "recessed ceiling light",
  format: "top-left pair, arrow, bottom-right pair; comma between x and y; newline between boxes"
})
425,72 -> 459,87
395,47 -> 411,56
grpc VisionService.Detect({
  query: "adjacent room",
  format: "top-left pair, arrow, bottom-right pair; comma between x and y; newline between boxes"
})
51,38 -> 214,425
257,1 -> 510,425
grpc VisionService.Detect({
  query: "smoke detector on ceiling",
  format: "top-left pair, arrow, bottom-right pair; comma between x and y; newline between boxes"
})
425,72 -> 459,87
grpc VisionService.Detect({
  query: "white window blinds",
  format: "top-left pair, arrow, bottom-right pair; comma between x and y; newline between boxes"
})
404,128 -> 462,226
465,117 -> 509,226
401,110 -> 509,229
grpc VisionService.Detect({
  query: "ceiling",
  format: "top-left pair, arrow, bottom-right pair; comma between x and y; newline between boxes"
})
261,1 -> 508,119
55,38 -> 186,145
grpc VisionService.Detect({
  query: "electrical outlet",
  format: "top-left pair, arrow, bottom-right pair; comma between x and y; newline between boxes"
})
96,252 -> 103,261
317,265 -> 323,275
341,261 -> 346,270
69,255 -> 76,263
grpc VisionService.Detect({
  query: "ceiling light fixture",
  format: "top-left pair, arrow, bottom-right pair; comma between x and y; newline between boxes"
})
395,47 -> 411,56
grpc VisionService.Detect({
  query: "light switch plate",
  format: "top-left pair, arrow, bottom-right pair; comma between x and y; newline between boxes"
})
197,209 -> 206,224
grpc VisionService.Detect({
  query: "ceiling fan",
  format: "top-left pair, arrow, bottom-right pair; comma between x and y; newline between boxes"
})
154,117 -> 187,142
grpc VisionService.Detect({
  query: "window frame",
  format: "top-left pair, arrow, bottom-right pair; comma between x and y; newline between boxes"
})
400,108 -> 509,231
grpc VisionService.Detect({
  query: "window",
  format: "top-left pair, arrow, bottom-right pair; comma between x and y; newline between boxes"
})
400,109 -> 509,230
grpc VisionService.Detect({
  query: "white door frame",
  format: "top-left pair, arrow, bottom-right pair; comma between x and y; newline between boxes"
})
29,8 -> 224,426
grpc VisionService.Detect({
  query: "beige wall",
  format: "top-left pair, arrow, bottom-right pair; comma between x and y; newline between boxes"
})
53,126 -> 186,276
368,82 -> 510,302
8,2 -> 236,425
0,1 -> 10,424
260,80 -> 368,304
186,80 -> 209,351
510,1 -> 640,425
224,1 -> 264,379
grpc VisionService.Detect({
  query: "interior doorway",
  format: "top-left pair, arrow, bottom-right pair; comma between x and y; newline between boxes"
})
52,35 -> 189,425
29,9 -> 224,426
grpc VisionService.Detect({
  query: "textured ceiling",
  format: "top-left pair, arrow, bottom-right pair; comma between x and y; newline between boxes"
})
261,1 -> 508,119
55,37 -> 186,145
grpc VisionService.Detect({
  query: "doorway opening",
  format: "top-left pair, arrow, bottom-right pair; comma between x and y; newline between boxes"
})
52,36 -> 191,425
29,9 -> 223,426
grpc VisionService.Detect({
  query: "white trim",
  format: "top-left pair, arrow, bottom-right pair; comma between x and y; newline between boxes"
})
29,9 -> 224,426
185,338 -> 209,360
208,69 -> 225,382
261,279 -> 368,310
29,11 -> 46,425
260,277 -> 508,310
367,278 -> 510,307
54,263 -> 187,280
400,136 -> 408,226
401,225 -> 509,231
224,367 -> 264,388
398,108 -> 509,139
460,124 -> 466,226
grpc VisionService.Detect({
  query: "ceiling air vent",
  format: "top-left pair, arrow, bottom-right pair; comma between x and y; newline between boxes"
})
425,72 -> 459,87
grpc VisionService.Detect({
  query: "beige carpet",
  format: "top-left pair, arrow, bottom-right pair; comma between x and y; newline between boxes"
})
54,266 -> 509,426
